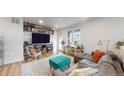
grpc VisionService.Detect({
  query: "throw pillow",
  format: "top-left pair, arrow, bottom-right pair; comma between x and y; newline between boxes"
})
92,50 -> 104,62
30,48 -> 36,55
69,67 -> 99,76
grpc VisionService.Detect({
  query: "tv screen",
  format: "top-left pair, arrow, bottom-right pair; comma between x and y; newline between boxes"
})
32,33 -> 50,43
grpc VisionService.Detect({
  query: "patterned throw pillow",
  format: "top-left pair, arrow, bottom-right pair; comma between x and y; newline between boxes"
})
69,67 -> 99,76
30,49 -> 36,55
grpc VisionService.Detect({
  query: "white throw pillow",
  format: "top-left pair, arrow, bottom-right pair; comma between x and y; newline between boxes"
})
69,67 -> 99,76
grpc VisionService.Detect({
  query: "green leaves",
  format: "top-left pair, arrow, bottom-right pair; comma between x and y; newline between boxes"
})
115,41 -> 124,49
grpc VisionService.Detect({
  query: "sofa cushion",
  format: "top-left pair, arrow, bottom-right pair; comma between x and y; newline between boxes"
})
97,62 -> 117,76
81,54 -> 96,62
106,51 -> 118,60
112,61 -> 124,76
98,54 -> 113,64
106,51 -> 124,71
78,59 -> 99,69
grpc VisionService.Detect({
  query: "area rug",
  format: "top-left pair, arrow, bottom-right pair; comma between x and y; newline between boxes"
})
21,54 -> 74,76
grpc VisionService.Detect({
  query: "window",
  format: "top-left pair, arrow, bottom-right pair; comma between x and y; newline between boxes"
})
67,29 -> 80,46
67,31 -> 73,46
73,29 -> 80,46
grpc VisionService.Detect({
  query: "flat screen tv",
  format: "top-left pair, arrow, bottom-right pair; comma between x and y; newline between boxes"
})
32,33 -> 50,43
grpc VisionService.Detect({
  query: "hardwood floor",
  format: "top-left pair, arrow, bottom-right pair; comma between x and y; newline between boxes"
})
0,51 -> 74,76
0,52 -> 57,76
0,62 -> 22,76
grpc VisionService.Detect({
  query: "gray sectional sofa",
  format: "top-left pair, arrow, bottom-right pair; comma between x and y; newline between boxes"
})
51,51 -> 124,76
77,51 -> 124,76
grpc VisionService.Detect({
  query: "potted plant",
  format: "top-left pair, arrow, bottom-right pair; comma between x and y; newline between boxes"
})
61,40 -> 65,46
115,41 -> 124,49
75,43 -> 84,53
61,40 -> 66,51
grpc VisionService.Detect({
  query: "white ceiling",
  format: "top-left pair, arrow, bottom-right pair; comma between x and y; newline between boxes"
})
23,17 -> 90,30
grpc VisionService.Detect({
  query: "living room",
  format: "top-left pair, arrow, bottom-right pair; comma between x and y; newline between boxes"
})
0,17 -> 124,76
1,1 -> 124,93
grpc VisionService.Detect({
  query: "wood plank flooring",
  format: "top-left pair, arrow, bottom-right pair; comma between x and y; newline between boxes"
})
0,51 -> 74,76
0,52 -> 57,76
0,62 -> 22,76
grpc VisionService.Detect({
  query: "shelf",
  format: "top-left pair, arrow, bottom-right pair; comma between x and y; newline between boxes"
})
23,22 -> 54,34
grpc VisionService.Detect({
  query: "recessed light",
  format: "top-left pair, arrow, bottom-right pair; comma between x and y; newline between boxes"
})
39,20 -> 43,24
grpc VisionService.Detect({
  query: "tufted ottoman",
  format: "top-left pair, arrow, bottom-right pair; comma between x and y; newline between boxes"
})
49,55 -> 71,72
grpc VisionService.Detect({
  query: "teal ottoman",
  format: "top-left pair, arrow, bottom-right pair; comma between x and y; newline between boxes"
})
49,55 -> 71,72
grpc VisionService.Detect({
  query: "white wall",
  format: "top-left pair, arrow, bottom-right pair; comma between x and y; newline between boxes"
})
58,17 -> 124,54
23,32 -> 32,43
0,17 -> 24,64
51,30 -> 57,52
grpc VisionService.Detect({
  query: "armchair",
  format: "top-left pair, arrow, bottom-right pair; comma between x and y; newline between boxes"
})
25,47 -> 42,60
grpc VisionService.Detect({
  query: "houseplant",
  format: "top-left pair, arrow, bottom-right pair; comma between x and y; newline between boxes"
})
61,40 -> 66,51
115,41 -> 124,49
75,43 -> 84,53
